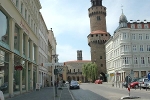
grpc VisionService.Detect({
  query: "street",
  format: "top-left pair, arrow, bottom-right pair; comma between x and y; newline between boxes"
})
5,82 -> 150,100
70,83 -> 150,100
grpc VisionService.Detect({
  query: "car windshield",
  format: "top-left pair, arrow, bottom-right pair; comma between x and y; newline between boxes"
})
71,81 -> 78,84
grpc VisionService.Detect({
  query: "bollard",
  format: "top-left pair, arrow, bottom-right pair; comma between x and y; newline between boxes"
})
140,83 -> 141,90
146,84 -> 147,91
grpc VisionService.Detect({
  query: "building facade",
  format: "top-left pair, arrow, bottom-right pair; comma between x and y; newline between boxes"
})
0,0 -> 41,97
48,29 -> 57,86
87,0 -> 111,81
38,12 -> 50,88
64,50 -> 91,82
105,12 -> 150,82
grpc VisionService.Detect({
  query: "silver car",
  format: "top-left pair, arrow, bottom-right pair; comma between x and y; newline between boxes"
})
138,78 -> 149,89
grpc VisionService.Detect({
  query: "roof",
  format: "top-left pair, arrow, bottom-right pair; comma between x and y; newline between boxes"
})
90,30 -> 107,34
64,60 -> 91,63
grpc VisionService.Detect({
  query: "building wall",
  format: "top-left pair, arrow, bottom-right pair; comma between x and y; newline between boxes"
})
106,23 -> 150,83
0,0 -> 41,97
38,12 -> 49,88
64,61 -> 91,83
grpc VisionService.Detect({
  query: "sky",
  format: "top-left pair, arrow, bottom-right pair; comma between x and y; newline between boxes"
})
40,0 -> 150,62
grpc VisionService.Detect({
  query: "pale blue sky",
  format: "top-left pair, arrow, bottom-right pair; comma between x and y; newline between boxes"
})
40,0 -> 150,62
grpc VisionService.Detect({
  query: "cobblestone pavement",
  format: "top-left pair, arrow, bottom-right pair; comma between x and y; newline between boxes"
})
6,87 -> 74,100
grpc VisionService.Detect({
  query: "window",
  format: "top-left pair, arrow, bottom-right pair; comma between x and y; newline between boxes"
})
137,24 -> 142,29
74,69 -> 75,72
16,0 -> 19,7
21,3 -> 23,14
14,25 -> 20,50
25,9 -> 27,20
140,45 -> 143,51
97,16 -> 100,20
132,34 -> 135,40
124,57 -> 129,64
31,19 -> 33,29
139,34 -> 142,40
23,34 -> 25,55
134,57 -> 138,64
78,69 -> 79,72
0,11 -> 9,44
70,69 -> 71,73
133,45 -> 136,51
28,15 -> 30,25
146,34 -> 149,39
131,24 -> 135,29
100,56 -> 102,59
148,57 -> 150,64
101,64 -> 103,67
147,45 -> 150,51
144,24 -> 149,29
123,33 -> 127,39
141,57 -> 145,64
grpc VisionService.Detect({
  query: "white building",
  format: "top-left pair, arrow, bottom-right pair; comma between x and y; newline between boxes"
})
105,12 -> 150,83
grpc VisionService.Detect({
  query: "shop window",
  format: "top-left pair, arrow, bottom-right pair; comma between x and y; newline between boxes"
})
0,49 -> 9,94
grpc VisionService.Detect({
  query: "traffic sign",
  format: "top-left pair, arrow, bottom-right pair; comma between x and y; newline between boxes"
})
147,72 -> 150,80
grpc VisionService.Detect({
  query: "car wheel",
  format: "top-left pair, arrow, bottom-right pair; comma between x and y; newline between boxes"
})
135,85 -> 139,88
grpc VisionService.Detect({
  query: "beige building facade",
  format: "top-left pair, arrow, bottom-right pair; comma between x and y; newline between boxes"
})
0,0 -> 41,97
63,50 -> 91,82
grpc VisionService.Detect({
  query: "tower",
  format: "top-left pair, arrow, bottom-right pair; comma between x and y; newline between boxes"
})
77,50 -> 82,60
87,0 -> 111,82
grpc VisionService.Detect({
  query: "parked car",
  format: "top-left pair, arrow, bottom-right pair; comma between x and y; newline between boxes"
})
129,78 -> 141,88
95,79 -> 102,84
69,81 -> 80,89
145,81 -> 150,89
138,78 -> 149,89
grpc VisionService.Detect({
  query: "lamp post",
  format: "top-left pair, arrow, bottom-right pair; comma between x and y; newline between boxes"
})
52,54 -> 58,97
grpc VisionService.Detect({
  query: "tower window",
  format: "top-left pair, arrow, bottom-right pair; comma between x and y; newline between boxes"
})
100,56 -> 102,59
101,64 -> 103,67
91,35 -> 93,37
97,16 -> 101,20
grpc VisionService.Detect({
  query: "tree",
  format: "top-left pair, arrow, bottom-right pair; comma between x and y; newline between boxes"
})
82,62 -> 98,82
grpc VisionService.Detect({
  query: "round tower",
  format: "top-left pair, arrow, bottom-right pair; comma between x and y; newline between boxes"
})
87,0 -> 111,82
88,0 -> 107,32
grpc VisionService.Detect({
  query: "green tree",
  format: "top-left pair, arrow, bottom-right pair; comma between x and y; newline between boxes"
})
82,62 -> 98,82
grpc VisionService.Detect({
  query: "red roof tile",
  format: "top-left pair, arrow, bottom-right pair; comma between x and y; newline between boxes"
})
90,30 -> 107,34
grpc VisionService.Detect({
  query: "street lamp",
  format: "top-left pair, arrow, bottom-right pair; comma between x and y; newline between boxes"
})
52,54 -> 58,97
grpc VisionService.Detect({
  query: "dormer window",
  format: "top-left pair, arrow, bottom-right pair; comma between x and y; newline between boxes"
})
131,24 -> 135,29
144,24 -> 149,29
137,24 -> 142,29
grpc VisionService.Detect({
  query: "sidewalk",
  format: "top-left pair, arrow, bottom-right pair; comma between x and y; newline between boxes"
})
55,87 -> 74,100
6,86 -> 74,100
